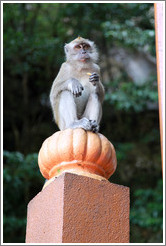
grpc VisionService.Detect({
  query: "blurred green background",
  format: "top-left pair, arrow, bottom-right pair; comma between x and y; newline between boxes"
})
3,3 -> 163,243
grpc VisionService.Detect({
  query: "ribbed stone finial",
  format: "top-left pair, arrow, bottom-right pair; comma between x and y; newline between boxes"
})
38,128 -> 117,182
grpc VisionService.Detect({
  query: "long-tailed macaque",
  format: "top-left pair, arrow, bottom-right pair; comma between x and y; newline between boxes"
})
50,37 -> 105,133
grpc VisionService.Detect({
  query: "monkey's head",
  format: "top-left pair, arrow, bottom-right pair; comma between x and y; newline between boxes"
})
64,37 -> 98,63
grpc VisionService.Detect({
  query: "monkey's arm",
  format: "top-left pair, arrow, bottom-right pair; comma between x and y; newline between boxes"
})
50,63 -> 82,106
50,63 -> 70,102
82,71 -> 104,126
50,63 -> 84,125
96,80 -> 105,102
88,70 -> 105,103
50,63 -> 73,124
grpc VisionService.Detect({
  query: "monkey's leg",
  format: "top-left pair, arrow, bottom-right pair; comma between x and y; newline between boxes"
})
57,91 -> 78,130
82,93 -> 102,133
58,91 -> 92,131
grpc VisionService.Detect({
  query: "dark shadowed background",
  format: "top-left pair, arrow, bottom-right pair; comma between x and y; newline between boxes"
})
3,3 -> 163,243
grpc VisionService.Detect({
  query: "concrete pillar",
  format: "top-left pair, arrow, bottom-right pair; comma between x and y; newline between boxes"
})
26,172 -> 130,243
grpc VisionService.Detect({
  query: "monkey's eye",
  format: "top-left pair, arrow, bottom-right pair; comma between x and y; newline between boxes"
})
83,44 -> 90,50
74,45 -> 81,49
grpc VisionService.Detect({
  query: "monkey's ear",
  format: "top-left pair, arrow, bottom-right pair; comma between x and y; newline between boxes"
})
64,44 -> 68,53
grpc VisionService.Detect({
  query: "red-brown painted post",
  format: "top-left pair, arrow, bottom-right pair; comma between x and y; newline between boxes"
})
26,129 -> 130,243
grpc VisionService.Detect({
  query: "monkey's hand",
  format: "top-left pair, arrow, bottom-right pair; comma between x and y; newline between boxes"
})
89,72 -> 99,86
68,78 -> 84,97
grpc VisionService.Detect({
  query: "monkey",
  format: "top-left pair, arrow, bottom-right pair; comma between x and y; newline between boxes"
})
50,37 -> 105,133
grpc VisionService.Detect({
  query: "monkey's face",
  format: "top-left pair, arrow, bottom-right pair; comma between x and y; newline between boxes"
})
73,42 -> 91,62
65,38 -> 98,63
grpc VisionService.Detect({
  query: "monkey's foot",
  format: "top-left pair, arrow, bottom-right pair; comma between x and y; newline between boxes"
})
69,117 -> 92,131
90,120 -> 99,133
69,118 -> 99,133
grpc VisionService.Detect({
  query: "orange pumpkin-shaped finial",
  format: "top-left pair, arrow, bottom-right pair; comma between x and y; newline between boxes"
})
38,128 -> 117,180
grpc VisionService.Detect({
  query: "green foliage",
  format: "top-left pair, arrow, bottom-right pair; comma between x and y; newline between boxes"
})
130,179 -> 163,242
101,3 -> 155,55
102,22 -> 155,55
105,76 -> 158,112
3,151 -> 44,243
116,142 -> 135,161
131,179 -> 163,230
